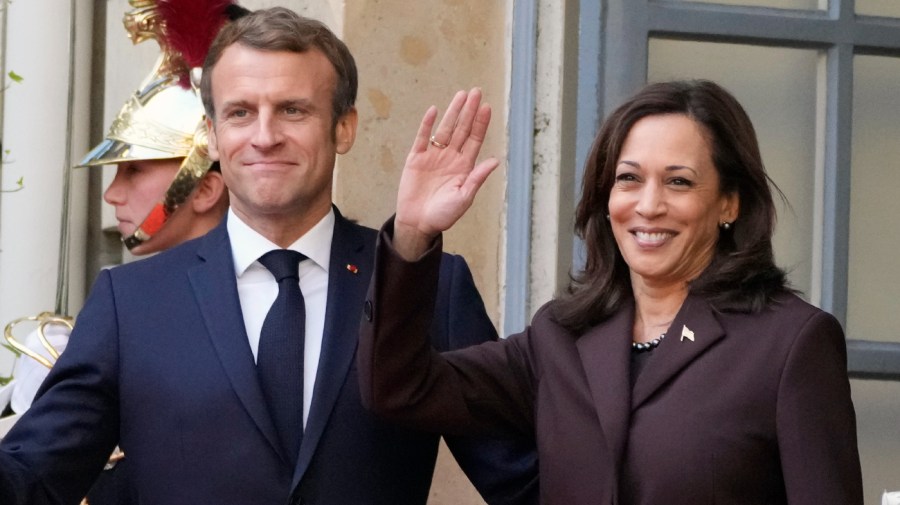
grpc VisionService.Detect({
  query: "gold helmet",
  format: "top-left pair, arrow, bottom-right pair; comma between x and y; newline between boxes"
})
78,0 -> 243,249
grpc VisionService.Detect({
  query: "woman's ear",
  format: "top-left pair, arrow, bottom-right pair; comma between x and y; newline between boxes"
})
721,190 -> 740,224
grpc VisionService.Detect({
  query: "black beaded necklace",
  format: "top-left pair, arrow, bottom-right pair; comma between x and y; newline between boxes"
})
632,333 -> 666,353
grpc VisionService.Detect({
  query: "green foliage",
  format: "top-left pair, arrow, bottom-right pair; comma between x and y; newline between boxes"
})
0,176 -> 23,193
1,70 -> 25,192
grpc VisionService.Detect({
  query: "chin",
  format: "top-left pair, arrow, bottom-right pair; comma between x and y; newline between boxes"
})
118,225 -> 137,237
629,263 -> 672,282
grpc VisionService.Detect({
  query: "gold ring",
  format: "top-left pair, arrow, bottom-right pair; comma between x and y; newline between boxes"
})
429,135 -> 449,149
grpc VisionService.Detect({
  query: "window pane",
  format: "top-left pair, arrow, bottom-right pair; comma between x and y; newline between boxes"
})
648,40 -> 819,298
848,55 -> 900,345
850,379 -> 900,504
668,0 -> 824,10
856,0 -> 900,17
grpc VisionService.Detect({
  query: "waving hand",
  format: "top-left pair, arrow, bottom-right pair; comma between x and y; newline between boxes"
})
393,88 -> 500,260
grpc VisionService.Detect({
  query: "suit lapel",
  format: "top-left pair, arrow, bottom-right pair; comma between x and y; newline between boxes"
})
631,295 -> 725,410
292,208 -> 371,485
575,301 -> 634,474
188,219 -> 285,462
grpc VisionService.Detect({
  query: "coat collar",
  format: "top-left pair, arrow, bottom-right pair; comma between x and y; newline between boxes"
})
574,294 -> 726,478
575,300 -> 634,477
631,295 -> 725,410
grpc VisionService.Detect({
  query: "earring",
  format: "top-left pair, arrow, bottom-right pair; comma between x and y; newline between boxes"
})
606,214 -> 610,221
720,221 -> 732,230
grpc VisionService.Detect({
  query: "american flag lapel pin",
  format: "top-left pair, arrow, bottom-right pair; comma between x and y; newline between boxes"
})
680,325 -> 695,342
346,264 -> 359,274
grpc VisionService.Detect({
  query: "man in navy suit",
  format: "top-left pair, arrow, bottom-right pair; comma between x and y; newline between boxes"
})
0,6 -> 536,505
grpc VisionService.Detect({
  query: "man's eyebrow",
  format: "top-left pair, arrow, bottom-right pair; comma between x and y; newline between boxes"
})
278,98 -> 316,110
220,99 -> 253,111
218,98 -> 319,114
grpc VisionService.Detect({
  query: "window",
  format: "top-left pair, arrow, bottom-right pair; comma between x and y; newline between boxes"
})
573,0 -> 900,499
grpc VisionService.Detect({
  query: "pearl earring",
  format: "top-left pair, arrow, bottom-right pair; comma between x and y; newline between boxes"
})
720,221 -> 732,230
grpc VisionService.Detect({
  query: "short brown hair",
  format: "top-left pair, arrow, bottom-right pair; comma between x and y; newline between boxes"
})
200,7 -> 357,127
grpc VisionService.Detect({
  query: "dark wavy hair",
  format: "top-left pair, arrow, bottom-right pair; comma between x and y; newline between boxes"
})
553,80 -> 790,334
200,7 -> 357,130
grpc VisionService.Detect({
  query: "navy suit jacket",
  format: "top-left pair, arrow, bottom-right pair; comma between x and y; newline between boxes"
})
0,208 -> 537,505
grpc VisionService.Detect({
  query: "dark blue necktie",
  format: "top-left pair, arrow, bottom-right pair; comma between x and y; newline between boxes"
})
257,249 -> 306,466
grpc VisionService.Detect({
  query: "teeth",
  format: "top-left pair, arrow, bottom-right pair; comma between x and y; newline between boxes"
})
634,231 -> 671,244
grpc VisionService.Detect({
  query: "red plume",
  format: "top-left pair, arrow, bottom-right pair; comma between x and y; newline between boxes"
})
157,0 -> 234,86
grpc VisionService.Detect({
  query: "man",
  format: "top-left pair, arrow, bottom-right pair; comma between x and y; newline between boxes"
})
0,6 -> 537,505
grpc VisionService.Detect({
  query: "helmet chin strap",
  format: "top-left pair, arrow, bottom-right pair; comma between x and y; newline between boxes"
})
122,203 -> 170,250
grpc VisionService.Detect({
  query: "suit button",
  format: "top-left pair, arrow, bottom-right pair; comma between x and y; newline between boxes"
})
364,300 -> 373,321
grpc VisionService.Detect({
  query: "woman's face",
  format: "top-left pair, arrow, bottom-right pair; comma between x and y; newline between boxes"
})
608,114 -> 739,289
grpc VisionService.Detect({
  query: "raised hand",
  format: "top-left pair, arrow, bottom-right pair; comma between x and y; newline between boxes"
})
393,88 -> 500,260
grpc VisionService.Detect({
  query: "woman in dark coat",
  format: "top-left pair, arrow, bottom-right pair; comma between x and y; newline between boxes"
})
358,82 -> 863,504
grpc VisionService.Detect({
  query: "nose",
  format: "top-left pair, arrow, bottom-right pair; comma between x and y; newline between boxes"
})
103,168 -> 127,206
251,111 -> 284,150
634,180 -> 665,218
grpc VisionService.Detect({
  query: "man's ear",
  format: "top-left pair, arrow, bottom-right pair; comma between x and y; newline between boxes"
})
334,107 -> 358,155
206,117 -> 220,161
190,170 -> 227,214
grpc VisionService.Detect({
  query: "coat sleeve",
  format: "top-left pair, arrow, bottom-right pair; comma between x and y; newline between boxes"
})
776,310 -> 863,505
430,253 -> 539,505
358,221 -> 536,438
0,269 -> 122,505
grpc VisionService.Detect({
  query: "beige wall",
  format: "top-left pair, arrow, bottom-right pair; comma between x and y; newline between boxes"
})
337,2 -> 510,503
338,0 -> 509,335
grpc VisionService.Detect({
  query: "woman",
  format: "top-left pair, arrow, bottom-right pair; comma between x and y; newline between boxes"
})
358,82 -> 863,504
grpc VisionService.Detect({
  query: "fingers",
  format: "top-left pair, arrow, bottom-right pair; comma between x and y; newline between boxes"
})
423,88 -> 492,155
461,102 -> 491,160
448,88 -> 482,150
462,157 -> 500,200
430,90 -> 467,148
411,106 -> 439,154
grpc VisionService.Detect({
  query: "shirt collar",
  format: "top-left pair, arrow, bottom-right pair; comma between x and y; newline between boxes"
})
228,207 -> 335,277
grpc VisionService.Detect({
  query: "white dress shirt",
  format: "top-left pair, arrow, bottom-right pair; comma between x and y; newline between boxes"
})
227,207 -> 334,428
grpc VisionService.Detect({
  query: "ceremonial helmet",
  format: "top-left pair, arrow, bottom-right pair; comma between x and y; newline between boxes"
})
78,0 -> 245,249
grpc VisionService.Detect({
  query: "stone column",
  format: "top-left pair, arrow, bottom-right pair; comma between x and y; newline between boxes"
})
0,0 -> 93,372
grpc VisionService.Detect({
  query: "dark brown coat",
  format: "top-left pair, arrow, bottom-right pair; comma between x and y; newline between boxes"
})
359,233 -> 863,505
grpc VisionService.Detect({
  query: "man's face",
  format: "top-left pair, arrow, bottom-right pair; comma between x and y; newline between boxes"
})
104,158 -> 181,249
207,44 -> 356,233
